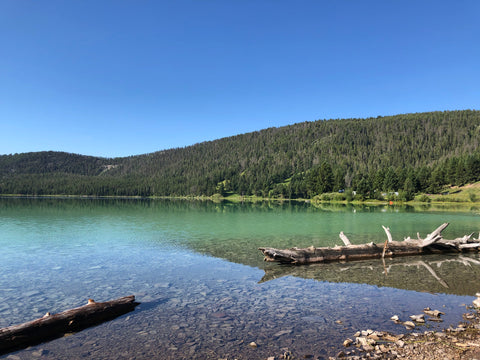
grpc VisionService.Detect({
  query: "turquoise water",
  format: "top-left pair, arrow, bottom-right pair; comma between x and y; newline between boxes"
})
1,198 -> 479,359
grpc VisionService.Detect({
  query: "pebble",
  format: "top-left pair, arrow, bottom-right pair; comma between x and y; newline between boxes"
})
403,321 -> 416,329
343,338 -> 353,347
378,344 -> 389,353
31,349 -> 48,357
409,314 -> 425,322
274,329 -> 292,337
248,341 -> 258,348
423,309 -> 445,317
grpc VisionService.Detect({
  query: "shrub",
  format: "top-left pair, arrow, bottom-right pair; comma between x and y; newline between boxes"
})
418,194 -> 431,203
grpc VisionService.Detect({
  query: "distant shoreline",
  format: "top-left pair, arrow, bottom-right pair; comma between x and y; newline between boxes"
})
0,193 -> 479,209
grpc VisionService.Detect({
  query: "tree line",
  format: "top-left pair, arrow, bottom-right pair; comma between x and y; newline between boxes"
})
0,110 -> 479,198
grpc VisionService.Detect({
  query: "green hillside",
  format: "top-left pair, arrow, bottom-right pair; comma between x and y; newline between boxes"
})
1,110 -> 480,199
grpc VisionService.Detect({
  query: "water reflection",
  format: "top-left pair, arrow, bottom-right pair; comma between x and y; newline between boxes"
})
1,198 -> 479,359
260,254 -> 480,296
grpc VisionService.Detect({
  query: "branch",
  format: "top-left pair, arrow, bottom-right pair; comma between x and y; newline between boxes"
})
382,226 -> 393,243
420,222 -> 449,247
339,231 -> 351,246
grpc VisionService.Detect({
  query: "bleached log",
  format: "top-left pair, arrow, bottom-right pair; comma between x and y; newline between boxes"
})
452,233 -> 474,243
339,231 -> 351,246
459,243 -> 480,249
259,223 -> 480,265
0,295 -> 138,354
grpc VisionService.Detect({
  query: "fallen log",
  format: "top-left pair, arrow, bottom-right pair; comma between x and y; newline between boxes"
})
0,295 -> 139,355
259,223 -> 480,264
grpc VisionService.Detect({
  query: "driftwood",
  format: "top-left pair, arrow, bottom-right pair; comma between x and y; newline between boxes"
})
0,295 -> 139,355
259,223 -> 480,264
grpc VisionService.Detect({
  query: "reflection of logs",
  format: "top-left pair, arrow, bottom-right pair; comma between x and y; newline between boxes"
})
404,261 -> 449,288
259,223 -> 480,264
0,295 -> 139,355
259,254 -> 480,295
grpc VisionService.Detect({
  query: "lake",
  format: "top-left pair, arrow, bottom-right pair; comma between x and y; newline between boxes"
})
1,198 -> 479,359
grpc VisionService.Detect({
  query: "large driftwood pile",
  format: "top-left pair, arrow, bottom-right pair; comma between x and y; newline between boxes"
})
0,295 -> 139,354
259,223 -> 480,264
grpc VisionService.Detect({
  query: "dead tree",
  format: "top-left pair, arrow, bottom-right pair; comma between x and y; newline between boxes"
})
259,223 -> 480,264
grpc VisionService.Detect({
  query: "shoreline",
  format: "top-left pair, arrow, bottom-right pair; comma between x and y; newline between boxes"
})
329,301 -> 480,360
0,193 -> 478,207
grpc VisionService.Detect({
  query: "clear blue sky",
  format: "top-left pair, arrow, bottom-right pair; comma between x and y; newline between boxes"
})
1,1 -> 479,158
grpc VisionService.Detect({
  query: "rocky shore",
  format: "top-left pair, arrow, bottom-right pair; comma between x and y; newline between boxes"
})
255,296 -> 480,360
328,297 -> 480,360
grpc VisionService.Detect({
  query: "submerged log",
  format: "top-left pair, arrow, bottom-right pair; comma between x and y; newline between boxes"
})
259,223 -> 480,264
0,295 -> 139,354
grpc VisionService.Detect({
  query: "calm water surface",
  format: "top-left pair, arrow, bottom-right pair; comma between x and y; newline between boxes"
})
1,198 -> 479,359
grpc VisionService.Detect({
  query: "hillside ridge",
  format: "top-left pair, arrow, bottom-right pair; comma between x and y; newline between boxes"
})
1,110 -> 479,199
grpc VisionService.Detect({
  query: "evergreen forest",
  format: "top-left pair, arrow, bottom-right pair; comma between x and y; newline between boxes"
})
1,110 -> 480,201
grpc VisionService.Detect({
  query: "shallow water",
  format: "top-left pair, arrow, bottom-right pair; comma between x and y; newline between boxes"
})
0,198 -> 479,359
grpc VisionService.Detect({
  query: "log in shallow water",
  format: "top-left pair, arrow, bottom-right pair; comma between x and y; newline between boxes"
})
0,295 -> 139,355
259,223 -> 480,264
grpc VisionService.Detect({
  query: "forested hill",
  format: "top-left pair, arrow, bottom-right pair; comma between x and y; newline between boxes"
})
1,110 -> 480,199
0,151 -> 113,176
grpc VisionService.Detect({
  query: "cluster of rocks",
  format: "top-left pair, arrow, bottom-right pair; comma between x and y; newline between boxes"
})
327,301 -> 480,360
389,307 -> 445,328
335,329 -> 404,359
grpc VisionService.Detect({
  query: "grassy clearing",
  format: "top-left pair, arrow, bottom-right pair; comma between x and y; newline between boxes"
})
426,182 -> 480,203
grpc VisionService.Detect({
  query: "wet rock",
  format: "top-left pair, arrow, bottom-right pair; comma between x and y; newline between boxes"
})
6,355 -> 22,360
473,297 -> 480,308
409,314 -> 425,323
32,349 -> 48,357
423,308 -> 445,317
274,329 -> 293,337
403,321 -> 415,329
343,338 -> 353,347
427,316 -> 444,322
361,329 -> 373,336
